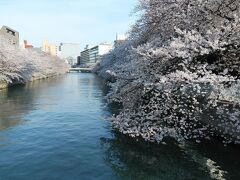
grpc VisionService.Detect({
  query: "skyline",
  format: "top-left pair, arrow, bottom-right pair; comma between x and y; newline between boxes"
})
0,0 -> 137,47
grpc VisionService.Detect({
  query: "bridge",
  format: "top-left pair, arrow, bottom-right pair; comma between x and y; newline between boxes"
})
68,68 -> 92,73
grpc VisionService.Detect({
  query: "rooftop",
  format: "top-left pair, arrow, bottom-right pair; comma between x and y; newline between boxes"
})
0,25 -> 19,33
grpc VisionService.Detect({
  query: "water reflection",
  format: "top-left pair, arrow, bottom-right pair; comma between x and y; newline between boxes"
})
0,76 -> 65,130
191,141 -> 240,180
101,95 -> 240,179
0,74 -> 239,180
100,133 -> 211,179
96,72 -> 240,179
100,129 -> 240,180
0,85 -> 28,130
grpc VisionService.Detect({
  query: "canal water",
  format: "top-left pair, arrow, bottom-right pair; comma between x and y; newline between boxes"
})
0,73 -> 239,180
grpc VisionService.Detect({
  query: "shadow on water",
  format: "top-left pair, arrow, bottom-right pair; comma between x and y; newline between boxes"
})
100,86 -> 240,180
101,133 -> 204,180
100,131 -> 240,180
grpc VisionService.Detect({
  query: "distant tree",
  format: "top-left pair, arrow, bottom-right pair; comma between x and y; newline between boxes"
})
0,36 -> 69,84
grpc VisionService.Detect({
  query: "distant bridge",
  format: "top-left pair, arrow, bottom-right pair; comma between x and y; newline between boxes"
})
68,68 -> 92,73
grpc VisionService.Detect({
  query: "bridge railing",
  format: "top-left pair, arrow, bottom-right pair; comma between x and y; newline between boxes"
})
68,68 -> 92,73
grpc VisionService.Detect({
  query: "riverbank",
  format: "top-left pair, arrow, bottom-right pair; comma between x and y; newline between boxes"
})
0,36 -> 69,90
0,73 -> 68,90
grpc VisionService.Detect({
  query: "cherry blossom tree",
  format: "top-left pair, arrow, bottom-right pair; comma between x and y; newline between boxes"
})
0,36 -> 69,85
96,0 -> 240,144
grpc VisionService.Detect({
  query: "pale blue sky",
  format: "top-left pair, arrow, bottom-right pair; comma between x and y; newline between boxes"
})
0,0 -> 137,47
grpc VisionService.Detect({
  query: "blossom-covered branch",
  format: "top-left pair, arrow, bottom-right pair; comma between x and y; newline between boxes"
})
0,36 -> 69,85
96,0 -> 240,144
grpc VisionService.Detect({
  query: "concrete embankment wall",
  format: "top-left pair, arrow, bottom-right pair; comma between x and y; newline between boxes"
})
0,73 -> 66,90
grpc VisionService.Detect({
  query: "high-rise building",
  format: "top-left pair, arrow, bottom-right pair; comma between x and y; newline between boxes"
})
80,45 -> 91,67
77,56 -> 81,65
0,25 -> 19,45
80,43 -> 113,67
49,44 -> 58,56
42,39 -> 49,53
58,43 -> 81,65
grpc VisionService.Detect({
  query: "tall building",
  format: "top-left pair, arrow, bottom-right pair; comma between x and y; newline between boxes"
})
58,43 -> 81,65
42,39 -> 49,53
0,25 -> 19,45
42,39 -> 57,56
49,44 -> 58,56
80,45 -> 91,67
77,56 -> 81,65
80,43 -> 113,67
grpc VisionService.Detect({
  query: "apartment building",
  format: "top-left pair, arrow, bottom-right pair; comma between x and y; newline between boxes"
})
0,25 -> 19,45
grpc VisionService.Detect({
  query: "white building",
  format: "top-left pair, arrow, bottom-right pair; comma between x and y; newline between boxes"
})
59,43 -> 81,65
80,43 -> 113,67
